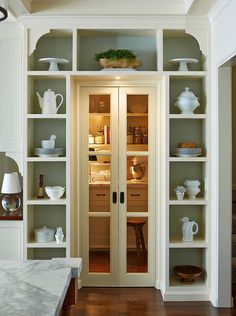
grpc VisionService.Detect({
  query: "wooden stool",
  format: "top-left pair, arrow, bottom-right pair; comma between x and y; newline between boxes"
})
127,219 -> 146,262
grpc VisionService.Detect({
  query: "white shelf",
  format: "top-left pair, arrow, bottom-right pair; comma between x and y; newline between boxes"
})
27,71 -> 69,78
169,197 -> 207,205
27,114 -> 67,119
26,241 -> 67,248
169,114 -> 207,119
168,275 -> 207,289
169,157 -> 207,162
169,238 -> 208,248
27,198 -> 66,205
27,157 -> 67,162
167,71 -> 207,77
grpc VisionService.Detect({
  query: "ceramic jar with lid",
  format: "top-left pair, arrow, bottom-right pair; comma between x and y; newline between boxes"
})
174,87 -> 200,114
34,226 -> 55,242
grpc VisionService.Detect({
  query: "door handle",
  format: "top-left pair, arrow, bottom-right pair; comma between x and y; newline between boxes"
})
112,192 -> 117,204
120,192 -> 125,204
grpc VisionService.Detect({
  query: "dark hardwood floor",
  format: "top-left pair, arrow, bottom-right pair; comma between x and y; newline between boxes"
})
74,287 -> 236,316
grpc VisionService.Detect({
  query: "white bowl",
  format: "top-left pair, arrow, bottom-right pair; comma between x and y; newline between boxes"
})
45,186 -> 65,200
184,180 -> 201,187
42,140 -> 55,149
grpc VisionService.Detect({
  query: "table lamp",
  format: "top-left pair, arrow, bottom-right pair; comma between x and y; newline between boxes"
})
1,172 -> 21,212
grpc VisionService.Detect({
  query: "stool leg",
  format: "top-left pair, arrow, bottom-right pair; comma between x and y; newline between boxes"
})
133,225 -> 141,263
133,224 -> 146,263
137,224 -> 146,262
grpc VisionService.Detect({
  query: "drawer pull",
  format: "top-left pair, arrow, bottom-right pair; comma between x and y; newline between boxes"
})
120,192 -> 125,204
112,192 -> 117,204
96,193 -> 106,197
130,193 -> 141,197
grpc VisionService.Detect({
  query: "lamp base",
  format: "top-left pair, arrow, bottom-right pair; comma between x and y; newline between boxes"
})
2,194 -> 21,212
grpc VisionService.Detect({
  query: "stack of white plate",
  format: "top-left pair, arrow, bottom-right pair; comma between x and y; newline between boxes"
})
172,147 -> 202,157
34,148 -> 63,157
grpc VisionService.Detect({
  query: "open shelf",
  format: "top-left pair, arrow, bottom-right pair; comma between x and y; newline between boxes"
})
77,29 -> 158,71
28,29 -> 73,71
169,248 -> 207,287
27,77 -> 66,114
169,205 -> 206,245
163,30 -> 205,72
27,248 -> 66,260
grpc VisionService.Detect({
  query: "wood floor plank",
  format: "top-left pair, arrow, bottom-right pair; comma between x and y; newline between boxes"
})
74,288 -> 236,315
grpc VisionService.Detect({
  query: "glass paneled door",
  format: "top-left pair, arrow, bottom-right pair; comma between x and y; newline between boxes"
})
81,86 -> 156,286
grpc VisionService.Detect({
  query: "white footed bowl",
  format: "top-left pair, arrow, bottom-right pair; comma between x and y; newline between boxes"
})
45,186 -> 65,200
184,179 -> 201,187
186,186 -> 200,199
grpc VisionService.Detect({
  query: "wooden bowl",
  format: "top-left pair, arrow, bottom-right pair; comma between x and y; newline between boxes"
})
173,265 -> 203,284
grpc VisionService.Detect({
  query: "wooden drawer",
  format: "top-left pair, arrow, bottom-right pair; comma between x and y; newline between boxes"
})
127,187 -> 148,201
89,187 -> 110,201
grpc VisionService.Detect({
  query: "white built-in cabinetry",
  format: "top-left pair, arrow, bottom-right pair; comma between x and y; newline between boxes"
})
0,221 -> 23,260
23,23 -> 210,300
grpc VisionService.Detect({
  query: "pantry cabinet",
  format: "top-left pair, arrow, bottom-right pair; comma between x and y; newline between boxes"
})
80,85 -> 156,286
23,19 -> 210,300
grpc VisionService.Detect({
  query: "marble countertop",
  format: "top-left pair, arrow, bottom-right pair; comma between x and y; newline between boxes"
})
0,258 -> 82,316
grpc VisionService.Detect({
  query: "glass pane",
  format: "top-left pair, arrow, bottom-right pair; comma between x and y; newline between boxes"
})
127,156 -> 148,212
88,155 -> 111,212
127,94 -> 148,151
89,217 -> 110,273
127,217 -> 148,273
89,95 -> 111,150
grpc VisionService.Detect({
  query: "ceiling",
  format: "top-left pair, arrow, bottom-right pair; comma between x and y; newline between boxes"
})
8,0 -> 218,18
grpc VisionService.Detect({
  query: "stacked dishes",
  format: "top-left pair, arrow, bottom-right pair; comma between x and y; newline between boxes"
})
34,148 -> 63,157
172,147 -> 202,157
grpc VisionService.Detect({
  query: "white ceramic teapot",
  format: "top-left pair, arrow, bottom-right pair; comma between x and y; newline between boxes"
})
180,217 -> 198,242
174,87 -> 200,114
36,89 -> 63,114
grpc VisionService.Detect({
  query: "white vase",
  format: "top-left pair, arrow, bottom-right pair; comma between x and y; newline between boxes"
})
186,187 -> 200,199
176,192 -> 185,200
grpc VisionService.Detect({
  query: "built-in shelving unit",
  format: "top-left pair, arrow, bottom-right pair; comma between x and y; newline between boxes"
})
23,23 -> 210,300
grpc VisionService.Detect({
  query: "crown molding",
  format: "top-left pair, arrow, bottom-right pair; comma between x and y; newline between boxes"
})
208,0 -> 233,23
19,14 -> 209,29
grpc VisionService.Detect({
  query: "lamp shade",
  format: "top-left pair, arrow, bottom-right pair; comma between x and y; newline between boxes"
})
1,172 -> 21,194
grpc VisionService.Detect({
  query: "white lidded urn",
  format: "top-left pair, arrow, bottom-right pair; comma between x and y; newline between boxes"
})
175,87 -> 200,114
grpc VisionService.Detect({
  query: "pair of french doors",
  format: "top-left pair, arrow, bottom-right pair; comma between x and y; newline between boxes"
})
81,85 -> 156,286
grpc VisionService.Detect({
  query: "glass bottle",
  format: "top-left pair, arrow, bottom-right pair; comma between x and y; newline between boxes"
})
37,174 -> 45,198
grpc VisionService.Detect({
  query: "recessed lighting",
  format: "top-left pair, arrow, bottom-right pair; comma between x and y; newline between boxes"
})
115,76 -> 120,80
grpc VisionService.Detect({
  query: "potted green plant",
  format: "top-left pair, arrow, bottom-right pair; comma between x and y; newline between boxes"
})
95,48 -> 142,69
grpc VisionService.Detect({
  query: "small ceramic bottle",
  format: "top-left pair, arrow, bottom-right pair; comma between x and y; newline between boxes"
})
37,174 -> 45,198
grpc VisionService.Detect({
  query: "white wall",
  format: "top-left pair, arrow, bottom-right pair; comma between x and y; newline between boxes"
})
0,21 -> 23,172
209,0 -> 236,307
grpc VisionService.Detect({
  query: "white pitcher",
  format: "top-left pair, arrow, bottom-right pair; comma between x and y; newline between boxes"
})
180,217 -> 198,242
36,89 -> 63,114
